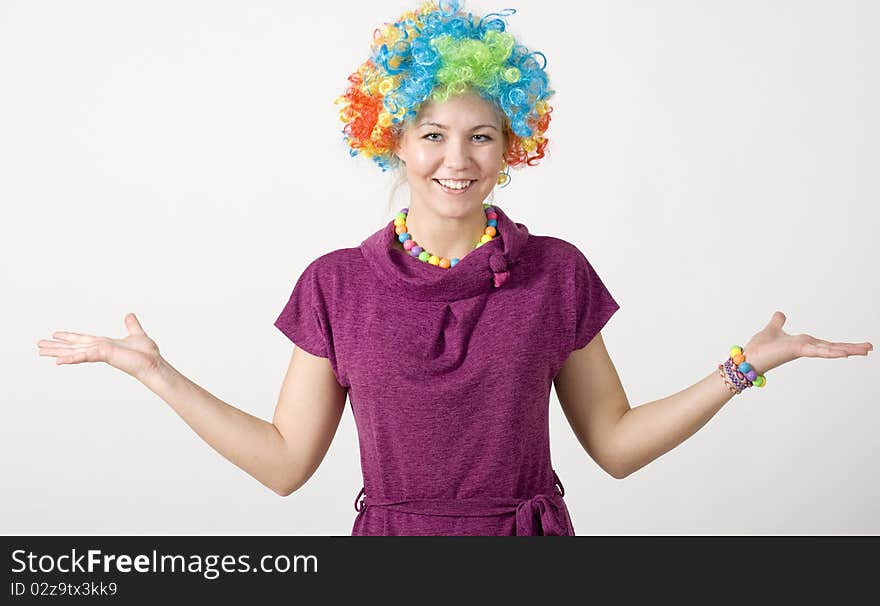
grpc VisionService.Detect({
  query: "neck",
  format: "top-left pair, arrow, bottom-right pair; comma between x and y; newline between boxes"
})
403,200 -> 488,261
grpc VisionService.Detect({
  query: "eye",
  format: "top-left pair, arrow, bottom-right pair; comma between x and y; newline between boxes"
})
423,132 -> 442,141
473,134 -> 492,142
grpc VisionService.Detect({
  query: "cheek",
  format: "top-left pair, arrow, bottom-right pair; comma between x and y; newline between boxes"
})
478,149 -> 505,174
407,147 -> 442,176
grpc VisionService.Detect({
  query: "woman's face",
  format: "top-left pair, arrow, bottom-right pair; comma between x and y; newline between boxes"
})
394,91 -> 507,218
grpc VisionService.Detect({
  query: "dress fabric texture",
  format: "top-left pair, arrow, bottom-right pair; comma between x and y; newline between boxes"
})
274,205 -> 620,536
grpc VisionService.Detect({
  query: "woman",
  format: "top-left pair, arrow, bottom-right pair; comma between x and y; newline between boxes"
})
36,0 -> 872,535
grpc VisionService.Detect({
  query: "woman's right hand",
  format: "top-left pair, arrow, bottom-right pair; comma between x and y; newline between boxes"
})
37,313 -> 162,382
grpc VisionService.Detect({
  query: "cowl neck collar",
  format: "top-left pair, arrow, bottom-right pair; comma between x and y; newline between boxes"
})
360,204 -> 530,302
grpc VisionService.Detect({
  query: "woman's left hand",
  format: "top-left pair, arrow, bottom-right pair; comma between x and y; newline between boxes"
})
741,311 -> 873,375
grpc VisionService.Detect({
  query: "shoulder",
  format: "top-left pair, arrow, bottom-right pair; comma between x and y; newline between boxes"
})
282,246 -> 364,306
300,246 -> 364,279
308,246 -> 362,267
524,234 -> 592,268
524,234 -> 617,297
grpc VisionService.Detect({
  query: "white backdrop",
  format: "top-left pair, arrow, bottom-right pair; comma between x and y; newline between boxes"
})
2,0 -> 877,535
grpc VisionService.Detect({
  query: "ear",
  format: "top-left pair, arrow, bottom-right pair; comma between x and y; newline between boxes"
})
392,130 -> 407,164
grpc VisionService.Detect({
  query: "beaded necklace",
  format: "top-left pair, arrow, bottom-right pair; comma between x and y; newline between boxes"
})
394,203 -> 500,268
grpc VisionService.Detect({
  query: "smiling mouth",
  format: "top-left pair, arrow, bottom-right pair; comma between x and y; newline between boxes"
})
433,179 -> 476,194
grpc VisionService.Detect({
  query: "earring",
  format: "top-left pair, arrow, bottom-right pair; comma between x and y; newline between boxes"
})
496,165 -> 511,187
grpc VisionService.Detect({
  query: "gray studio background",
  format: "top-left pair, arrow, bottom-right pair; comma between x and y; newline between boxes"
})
2,0 -> 877,534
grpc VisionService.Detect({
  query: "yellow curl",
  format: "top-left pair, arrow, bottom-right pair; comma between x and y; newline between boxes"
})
378,78 -> 395,95
377,111 -> 393,127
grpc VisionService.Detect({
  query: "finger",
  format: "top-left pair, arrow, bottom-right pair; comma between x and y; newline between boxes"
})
811,339 -> 873,355
768,311 -> 787,330
803,342 -> 851,358
38,341 -> 91,351
125,313 -> 146,336
55,345 -> 102,365
51,331 -> 97,344
39,343 -> 92,357
38,339 -> 71,348
56,350 -> 87,365
40,337 -> 100,349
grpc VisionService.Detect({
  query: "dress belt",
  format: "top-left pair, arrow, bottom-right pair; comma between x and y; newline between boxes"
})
353,470 -> 570,536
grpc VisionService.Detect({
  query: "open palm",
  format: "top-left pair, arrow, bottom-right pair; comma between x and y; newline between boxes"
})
743,311 -> 872,375
37,313 -> 161,381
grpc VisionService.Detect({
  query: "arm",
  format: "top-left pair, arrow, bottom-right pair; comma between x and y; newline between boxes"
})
554,332 -> 733,480
40,314 -> 347,497
142,346 -> 347,496
554,311 -> 873,479
606,370 -> 733,479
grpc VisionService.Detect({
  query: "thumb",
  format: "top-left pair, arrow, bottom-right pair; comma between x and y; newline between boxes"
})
767,310 -> 787,329
125,312 -> 146,336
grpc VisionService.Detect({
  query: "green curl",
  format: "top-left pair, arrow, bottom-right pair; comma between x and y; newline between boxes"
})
430,31 -> 518,102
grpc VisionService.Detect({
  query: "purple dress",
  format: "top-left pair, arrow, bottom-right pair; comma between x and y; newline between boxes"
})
274,205 -> 620,535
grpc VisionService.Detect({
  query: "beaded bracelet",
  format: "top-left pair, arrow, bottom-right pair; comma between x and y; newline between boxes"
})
717,345 -> 767,395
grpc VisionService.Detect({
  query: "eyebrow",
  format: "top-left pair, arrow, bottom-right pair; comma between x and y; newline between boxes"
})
417,121 -> 499,131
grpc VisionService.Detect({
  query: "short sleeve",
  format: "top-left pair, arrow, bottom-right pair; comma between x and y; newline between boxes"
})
274,260 -> 330,358
571,246 -> 620,352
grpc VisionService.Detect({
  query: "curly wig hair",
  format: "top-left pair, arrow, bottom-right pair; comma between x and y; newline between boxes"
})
335,0 -> 554,177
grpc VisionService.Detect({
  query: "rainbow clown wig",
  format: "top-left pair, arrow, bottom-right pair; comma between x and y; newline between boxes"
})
335,0 -> 554,180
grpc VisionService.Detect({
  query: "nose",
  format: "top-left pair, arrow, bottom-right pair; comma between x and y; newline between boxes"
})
444,139 -> 472,170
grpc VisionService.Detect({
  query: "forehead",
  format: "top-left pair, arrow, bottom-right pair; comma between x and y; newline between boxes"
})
415,92 -> 502,125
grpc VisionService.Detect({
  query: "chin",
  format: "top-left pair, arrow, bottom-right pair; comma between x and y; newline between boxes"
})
432,198 -> 486,216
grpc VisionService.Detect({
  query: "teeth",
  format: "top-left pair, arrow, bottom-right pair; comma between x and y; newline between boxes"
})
437,179 -> 472,190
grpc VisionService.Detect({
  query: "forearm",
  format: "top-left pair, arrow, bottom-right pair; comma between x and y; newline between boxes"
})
140,357 -> 293,495
611,369 -> 736,478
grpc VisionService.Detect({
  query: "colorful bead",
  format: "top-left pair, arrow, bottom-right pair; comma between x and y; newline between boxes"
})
394,206 -> 497,269
719,346 -> 767,395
